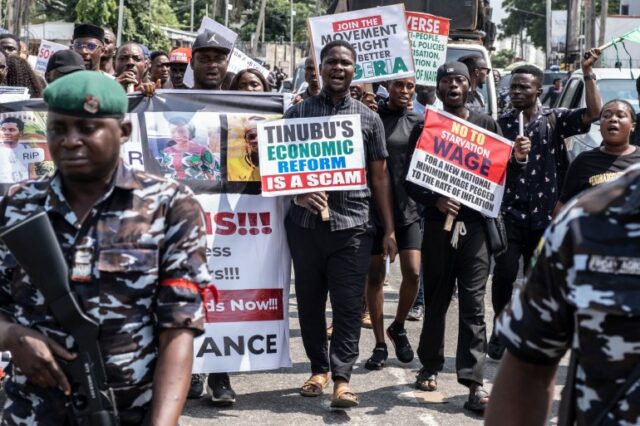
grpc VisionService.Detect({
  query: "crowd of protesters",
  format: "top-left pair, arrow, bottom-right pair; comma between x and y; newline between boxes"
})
0,16 -> 639,425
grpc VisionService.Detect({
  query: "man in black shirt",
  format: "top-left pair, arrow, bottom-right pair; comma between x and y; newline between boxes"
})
633,74 -> 640,146
284,40 -> 397,408
488,49 -> 603,361
405,61 -> 530,414
459,55 -> 489,114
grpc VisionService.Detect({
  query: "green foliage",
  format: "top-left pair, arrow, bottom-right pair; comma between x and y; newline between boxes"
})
238,0 -> 313,42
76,0 -> 118,25
491,49 -> 516,68
500,0 -> 624,51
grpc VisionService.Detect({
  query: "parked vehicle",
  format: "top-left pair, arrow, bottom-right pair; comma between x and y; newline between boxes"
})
555,68 -> 640,160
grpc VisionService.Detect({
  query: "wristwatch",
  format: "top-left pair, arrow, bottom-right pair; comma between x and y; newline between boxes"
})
583,73 -> 597,81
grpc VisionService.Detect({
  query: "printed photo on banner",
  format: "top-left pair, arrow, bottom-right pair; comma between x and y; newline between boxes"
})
257,114 -> 366,196
0,111 -> 51,184
405,12 -> 449,86
406,107 -> 513,217
226,114 -> 274,182
145,111 -> 222,182
307,4 -> 415,83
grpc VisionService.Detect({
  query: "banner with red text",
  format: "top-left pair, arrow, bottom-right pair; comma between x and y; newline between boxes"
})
406,107 -> 513,217
257,115 -> 366,196
405,12 -> 449,86
0,91 -> 293,373
308,4 -> 415,83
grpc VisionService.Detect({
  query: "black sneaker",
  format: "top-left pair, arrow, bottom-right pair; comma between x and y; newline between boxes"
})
207,373 -> 236,406
188,374 -> 205,399
386,322 -> 414,363
487,335 -> 505,360
406,305 -> 424,321
364,344 -> 388,370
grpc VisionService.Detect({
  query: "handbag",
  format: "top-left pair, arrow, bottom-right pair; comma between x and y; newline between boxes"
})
484,214 -> 508,256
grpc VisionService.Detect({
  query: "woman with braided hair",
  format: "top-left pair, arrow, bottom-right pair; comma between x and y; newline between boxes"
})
5,55 -> 43,98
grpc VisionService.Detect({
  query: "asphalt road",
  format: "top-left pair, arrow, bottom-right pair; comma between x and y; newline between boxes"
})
180,263 -> 569,426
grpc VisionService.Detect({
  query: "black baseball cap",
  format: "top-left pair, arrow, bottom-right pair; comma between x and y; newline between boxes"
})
192,29 -> 234,54
46,50 -> 86,75
436,61 -> 470,84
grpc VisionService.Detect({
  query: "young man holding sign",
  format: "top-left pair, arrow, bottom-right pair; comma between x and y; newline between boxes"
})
405,61 -> 530,413
284,40 -> 397,408
488,49 -> 602,361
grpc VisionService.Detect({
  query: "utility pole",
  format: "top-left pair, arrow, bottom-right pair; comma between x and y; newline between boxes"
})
225,0 -> 230,27
290,0 -> 295,76
117,0 -> 125,46
252,0 -> 267,53
585,0 -> 596,50
546,0 -> 551,68
190,0 -> 195,32
565,0 -> 582,69
599,0 -> 608,47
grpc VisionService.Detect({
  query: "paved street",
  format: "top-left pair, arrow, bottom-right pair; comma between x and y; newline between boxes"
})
180,263 -> 569,425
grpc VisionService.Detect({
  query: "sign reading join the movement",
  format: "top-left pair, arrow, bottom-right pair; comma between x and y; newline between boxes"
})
308,4 -> 414,83
257,115 -> 366,196
405,12 -> 449,86
406,107 -> 513,217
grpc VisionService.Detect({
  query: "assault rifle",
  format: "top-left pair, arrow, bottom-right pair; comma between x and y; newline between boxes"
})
0,211 -> 118,426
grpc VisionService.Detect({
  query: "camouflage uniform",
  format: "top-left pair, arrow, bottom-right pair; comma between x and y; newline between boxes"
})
496,165 -> 640,425
0,162 -> 211,425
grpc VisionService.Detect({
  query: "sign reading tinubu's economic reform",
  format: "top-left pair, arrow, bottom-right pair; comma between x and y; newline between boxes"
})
308,4 -> 414,83
406,12 -> 449,86
258,115 -> 366,196
406,107 -> 513,217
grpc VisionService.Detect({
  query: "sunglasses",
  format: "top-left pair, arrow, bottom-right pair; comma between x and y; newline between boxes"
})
73,42 -> 101,52
0,65 -> 5,70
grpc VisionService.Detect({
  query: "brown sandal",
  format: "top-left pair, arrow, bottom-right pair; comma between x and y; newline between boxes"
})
415,372 -> 438,391
300,373 -> 330,397
330,384 -> 359,408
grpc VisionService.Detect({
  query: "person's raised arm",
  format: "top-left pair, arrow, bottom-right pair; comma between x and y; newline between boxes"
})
581,48 -> 603,125
485,352 -> 558,426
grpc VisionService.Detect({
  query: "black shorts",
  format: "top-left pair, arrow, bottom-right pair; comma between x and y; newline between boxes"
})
371,220 -> 422,255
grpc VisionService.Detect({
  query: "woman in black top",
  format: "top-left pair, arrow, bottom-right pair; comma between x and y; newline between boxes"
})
365,78 -> 424,370
554,99 -> 640,216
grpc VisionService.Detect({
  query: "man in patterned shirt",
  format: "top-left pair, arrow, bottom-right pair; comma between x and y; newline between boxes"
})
487,164 -> 640,425
488,49 -> 603,360
0,71 -> 210,425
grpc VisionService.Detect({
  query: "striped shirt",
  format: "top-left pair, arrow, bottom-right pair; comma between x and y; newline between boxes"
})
284,90 -> 388,231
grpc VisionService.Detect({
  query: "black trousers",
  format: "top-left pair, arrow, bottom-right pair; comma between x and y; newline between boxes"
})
286,217 -> 373,381
417,220 -> 489,387
490,220 -> 544,329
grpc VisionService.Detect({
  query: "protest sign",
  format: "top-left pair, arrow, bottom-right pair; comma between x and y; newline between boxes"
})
405,12 -> 449,86
308,4 -> 414,83
228,48 -> 270,78
0,91 -> 292,373
34,40 -> 69,76
183,17 -> 239,87
406,107 -> 513,217
257,115 -> 366,196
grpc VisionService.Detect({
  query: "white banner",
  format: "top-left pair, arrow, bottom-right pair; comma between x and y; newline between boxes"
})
34,40 -> 68,76
307,4 -> 415,84
228,48 -> 270,78
192,193 -> 291,373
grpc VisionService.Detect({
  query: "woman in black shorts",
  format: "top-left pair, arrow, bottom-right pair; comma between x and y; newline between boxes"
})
554,99 -> 640,216
365,77 -> 424,370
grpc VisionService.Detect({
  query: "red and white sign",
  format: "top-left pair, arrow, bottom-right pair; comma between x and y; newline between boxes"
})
257,115 -> 366,196
34,40 -> 68,76
406,107 -> 513,217
405,12 -> 449,86
192,194 -> 291,373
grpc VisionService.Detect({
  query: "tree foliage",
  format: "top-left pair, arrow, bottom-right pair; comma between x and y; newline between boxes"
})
499,0 -> 623,50
238,0 -> 313,42
491,49 -> 516,68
